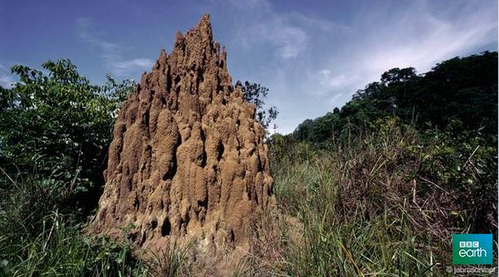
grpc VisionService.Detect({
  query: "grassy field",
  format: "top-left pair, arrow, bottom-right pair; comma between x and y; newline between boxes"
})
236,123 -> 448,276
1,121 -> 497,276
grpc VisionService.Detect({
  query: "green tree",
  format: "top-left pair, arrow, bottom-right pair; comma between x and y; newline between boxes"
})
236,81 -> 278,132
286,51 -> 498,234
291,52 -> 498,144
0,59 -> 134,213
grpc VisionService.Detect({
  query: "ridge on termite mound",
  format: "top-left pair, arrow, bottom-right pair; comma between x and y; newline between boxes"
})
91,14 -> 275,253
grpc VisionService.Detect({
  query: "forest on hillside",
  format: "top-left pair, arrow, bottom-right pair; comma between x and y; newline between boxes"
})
0,52 -> 497,276
274,51 -> 497,232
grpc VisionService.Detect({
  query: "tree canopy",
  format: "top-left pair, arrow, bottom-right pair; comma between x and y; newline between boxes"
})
0,59 -> 134,212
292,51 -> 498,143
237,80 -> 278,132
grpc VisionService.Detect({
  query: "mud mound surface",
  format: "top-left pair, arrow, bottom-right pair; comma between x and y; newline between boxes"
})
92,14 -> 275,253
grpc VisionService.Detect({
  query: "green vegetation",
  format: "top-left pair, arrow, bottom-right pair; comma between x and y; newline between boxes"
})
0,209 -> 149,277
0,59 -> 134,215
0,60 -> 194,277
288,51 -> 497,234
293,52 -> 497,144
237,81 -> 278,132
254,51 -> 497,275
0,60 -> 148,276
0,52 -> 497,276
259,121 -> 453,275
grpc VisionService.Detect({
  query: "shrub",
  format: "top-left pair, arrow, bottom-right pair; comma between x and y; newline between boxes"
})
266,119 -> 496,276
0,59 -> 134,214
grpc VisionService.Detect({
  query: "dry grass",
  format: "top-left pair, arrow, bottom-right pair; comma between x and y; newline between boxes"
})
241,121 -> 497,276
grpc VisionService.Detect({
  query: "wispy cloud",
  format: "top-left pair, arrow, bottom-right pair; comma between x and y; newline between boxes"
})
0,75 -> 15,88
77,18 -> 153,77
113,58 -> 154,77
210,0 -> 497,134
247,20 -> 309,59
272,25 -> 308,59
221,0 -> 330,61
360,1 -> 496,75
0,64 -> 15,88
311,0 -> 498,110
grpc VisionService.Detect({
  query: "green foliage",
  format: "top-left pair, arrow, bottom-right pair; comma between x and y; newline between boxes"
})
0,59 -> 134,214
415,128 -> 498,233
0,171 -> 149,277
237,81 -> 278,132
0,170 -> 191,277
0,59 -> 152,276
266,123 -> 444,275
265,119 -> 496,275
284,51 -> 498,245
292,51 -> 498,143
0,212 -> 149,277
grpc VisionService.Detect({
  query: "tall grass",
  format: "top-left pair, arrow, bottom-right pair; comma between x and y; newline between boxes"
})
0,118 -> 495,276
272,155 -> 439,276
0,212 -> 150,277
0,168 -> 190,277
253,119 -> 496,276
0,168 -> 148,277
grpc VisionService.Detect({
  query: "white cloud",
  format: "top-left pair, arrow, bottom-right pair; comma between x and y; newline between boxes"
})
240,19 -> 309,60
0,74 -> 14,88
272,26 -> 308,59
0,64 -> 15,88
318,69 -> 330,78
315,0 -> 498,108
206,0 -> 498,134
221,0 -> 314,60
324,74 -> 349,89
77,18 -> 153,77
358,1 -> 497,75
113,58 -> 154,76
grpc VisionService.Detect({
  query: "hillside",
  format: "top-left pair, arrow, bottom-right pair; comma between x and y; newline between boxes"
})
265,51 -> 498,274
292,52 -> 497,144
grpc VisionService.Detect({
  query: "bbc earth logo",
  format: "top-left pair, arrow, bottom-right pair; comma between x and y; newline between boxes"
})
453,234 -> 493,265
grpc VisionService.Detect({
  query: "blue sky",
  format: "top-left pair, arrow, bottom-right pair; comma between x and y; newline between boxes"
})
0,0 -> 497,134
